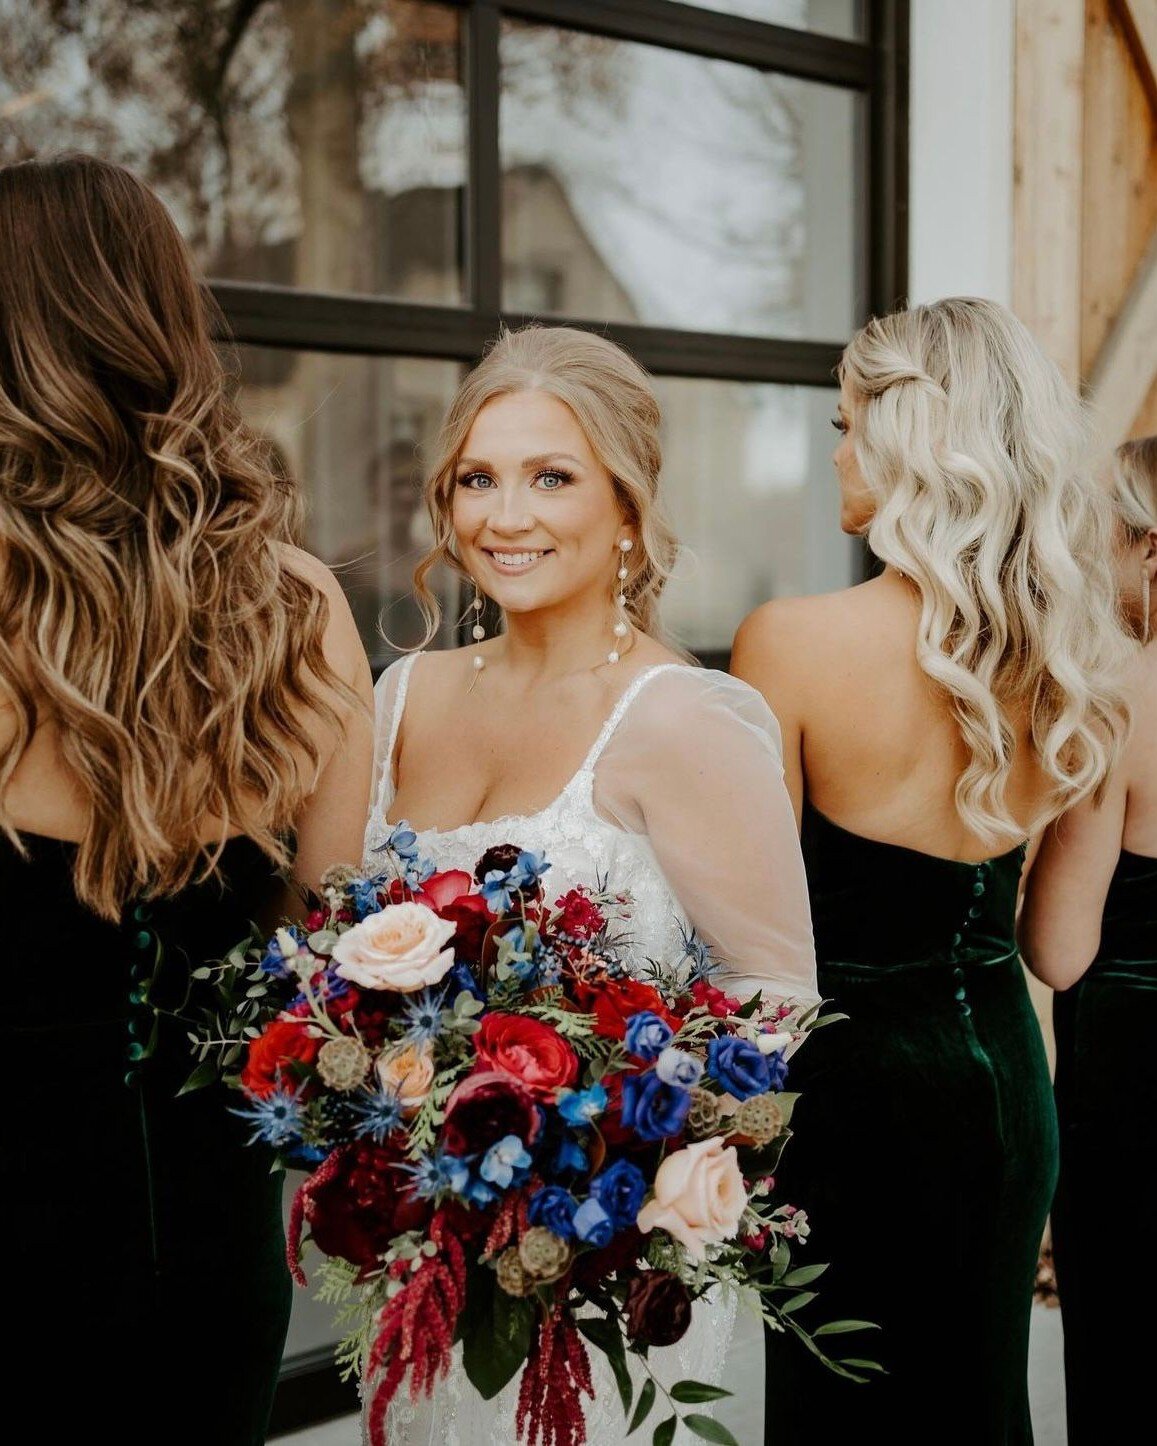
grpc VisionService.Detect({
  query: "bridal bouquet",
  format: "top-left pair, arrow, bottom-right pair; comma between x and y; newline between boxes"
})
196,829 -> 874,1446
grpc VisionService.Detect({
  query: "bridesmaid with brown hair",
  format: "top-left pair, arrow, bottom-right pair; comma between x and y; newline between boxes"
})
1021,437 -> 1157,1446
1,156 -> 373,1442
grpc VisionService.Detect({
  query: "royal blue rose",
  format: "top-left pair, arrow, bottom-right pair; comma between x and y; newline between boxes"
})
624,1011 -> 675,1062
706,1036 -> 773,1100
620,1071 -> 691,1142
573,1197 -> 614,1247
528,1185 -> 579,1239
590,1159 -> 647,1229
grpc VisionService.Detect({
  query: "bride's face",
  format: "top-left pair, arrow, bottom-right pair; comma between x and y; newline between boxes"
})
833,377 -> 875,535
452,389 -> 631,618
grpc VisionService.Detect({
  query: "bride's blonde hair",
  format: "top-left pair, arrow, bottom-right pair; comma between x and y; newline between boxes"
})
0,155 -> 354,919
841,296 -> 1132,843
414,325 -> 680,647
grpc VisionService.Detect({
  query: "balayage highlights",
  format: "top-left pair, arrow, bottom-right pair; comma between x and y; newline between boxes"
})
414,325 -> 681,649
0,155 -> 352,919
841,296 -> 1132,844
1112,435 -> 1157,536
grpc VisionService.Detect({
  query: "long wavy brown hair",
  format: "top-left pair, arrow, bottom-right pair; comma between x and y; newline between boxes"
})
0,155 -> 348,918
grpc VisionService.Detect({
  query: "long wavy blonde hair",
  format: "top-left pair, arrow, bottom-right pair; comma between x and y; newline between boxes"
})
841,296 -> 1132,843
1112,435 -> 1157,535
414,325 -> 681,648
0,155 -> 351,919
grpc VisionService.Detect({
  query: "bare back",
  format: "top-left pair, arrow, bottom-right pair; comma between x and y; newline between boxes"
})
1122,645 -> 1157,856
732,570 -> 1054,862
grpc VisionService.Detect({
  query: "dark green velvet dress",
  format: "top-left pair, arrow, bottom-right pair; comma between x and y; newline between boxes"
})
7,832 -> 292,1446
763,801 -> 1058,1445
1052,849 -> 1157,1445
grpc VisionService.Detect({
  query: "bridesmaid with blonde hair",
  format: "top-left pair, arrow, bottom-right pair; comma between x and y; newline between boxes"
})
733,298 -> 1132,1444
1021,436 -> 1157,1446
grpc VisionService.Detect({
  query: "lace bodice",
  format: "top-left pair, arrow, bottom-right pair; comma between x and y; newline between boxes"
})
364,653 -> 818,1005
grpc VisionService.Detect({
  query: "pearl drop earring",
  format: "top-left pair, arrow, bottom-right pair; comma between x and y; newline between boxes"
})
471,585 -> 486,674
608,538 -> 633,665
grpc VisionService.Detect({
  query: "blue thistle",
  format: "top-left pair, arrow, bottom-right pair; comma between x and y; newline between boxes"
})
351,1086 -> 407,1145
405,1149 -> 471,1201
231,1080 -> 306,1148
399,987 -> 448,1048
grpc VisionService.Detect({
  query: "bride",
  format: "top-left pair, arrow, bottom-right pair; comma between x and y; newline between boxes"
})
362,325 -> 818,1443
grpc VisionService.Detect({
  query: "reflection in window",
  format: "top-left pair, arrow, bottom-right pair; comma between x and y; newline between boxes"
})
0,0 -> 465,303
689,0 -> 864,41
232,348 -> 464,672
653,379 -> 852,651
500,20 -> 864,340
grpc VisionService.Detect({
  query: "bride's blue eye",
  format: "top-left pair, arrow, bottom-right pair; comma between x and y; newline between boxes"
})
535,469 -> 574,490
457,472 -> 496,490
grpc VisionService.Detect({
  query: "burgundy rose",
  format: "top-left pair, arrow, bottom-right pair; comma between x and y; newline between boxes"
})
306,1141 -> 431,1270
475,1013 -> 579,1101
473,844 -> 522,883
440,894 -> 494,964
623,1270 -> 693,1347
441,1070 -> 541,1155
571,1226 -> 644,1291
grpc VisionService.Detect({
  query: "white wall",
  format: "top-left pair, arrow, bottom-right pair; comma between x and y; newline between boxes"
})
908,0 -> 1016,307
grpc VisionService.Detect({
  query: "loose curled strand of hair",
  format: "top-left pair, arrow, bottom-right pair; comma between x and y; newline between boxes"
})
0,155 -> 356,918
841,297 -> 1133,843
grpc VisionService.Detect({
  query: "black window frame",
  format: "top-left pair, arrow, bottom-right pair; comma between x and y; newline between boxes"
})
264,0 -> 908,1430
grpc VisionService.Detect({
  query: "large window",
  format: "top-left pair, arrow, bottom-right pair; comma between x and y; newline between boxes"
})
0,0 -> 907,1422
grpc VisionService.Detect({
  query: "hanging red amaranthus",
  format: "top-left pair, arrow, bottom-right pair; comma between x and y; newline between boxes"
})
286,1144 -> 348,1285
515,1300 -> 595,1446
364,1208 -> 468,1446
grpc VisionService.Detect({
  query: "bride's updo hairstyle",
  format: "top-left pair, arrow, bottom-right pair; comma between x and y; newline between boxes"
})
415,324 -> 680,645
840,296 -> 1131,844
0,155 -> 354,919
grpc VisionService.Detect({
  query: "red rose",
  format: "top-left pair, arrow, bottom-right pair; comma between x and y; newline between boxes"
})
555,888 -> 605,940
441,1070 -> 541,1155
241,1018 -> 321,1097
689,979 -> 742,1018
572,977 -> 682,1041
415,869 -> 475,911
474,1013 -> 579,1100
440,894 -> 493,964
306,1141 -> 430,1270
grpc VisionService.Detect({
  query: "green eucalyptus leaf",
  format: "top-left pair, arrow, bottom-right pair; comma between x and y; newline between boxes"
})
652,1417 -> 677,1446
307,929 -> 339,955
684,1414 -> 740,1445
627,1378 -> 656,1434
781,1264 -> 828,1287
670,1383 -> 733,1404
779,1291 -> 818,1315
177,1060 -> 219,1095
812,1319 -> 879,1337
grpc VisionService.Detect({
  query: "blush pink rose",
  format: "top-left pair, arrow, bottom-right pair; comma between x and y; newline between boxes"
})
376,1043 -> 436,1117
636,1136 -> 748,1262
331,902 -> 455,992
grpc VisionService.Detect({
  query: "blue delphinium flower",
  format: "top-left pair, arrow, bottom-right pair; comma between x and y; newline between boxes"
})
286,965 -> 351,1013
707,1036 -> 773,1100
553,1136 -> 588,1178
351,1086 -> 406,1144
655,1046 -> 704,1089
620,1071 -> 691,1142
447,961 -> 484,1003
590,1159 -> 647,1229
286,1143 -> 328,1168
408,1149 -> 471,1201
481,850 -> 552,912
557,1082 -> 608,1127
260,925 -> 306,977
573,1197 -> 614,1247
349,876 -> 384,922
624,1010 -> 675,1061
387,822 -> 420,863
400,987 -> 448,1048
528,1186 -> 579,1239
231,1080 -> 306,1148
480,1134 -> 532,1189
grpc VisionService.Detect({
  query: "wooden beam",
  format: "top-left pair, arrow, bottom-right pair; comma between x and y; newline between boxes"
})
1014,1 -> 1086,384
1087,230 -> 1157,443
1117,0 -> 1157,103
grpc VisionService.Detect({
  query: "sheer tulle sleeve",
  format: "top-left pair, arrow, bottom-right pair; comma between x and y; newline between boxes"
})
593,669 -> 819,1006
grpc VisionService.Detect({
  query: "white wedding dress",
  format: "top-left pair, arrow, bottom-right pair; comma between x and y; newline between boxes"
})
361,654 -> 819,1445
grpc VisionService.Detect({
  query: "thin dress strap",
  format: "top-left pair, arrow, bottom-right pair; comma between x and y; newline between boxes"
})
377,651 -> 422,815
579,663 -> 689,774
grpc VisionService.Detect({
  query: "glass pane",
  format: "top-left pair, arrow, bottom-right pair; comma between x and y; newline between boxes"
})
689,1 -> 864,41
0,0 -> 465,302
500,21 -> 864,340
655,380 -> 853,652
232,348 -> 464,673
